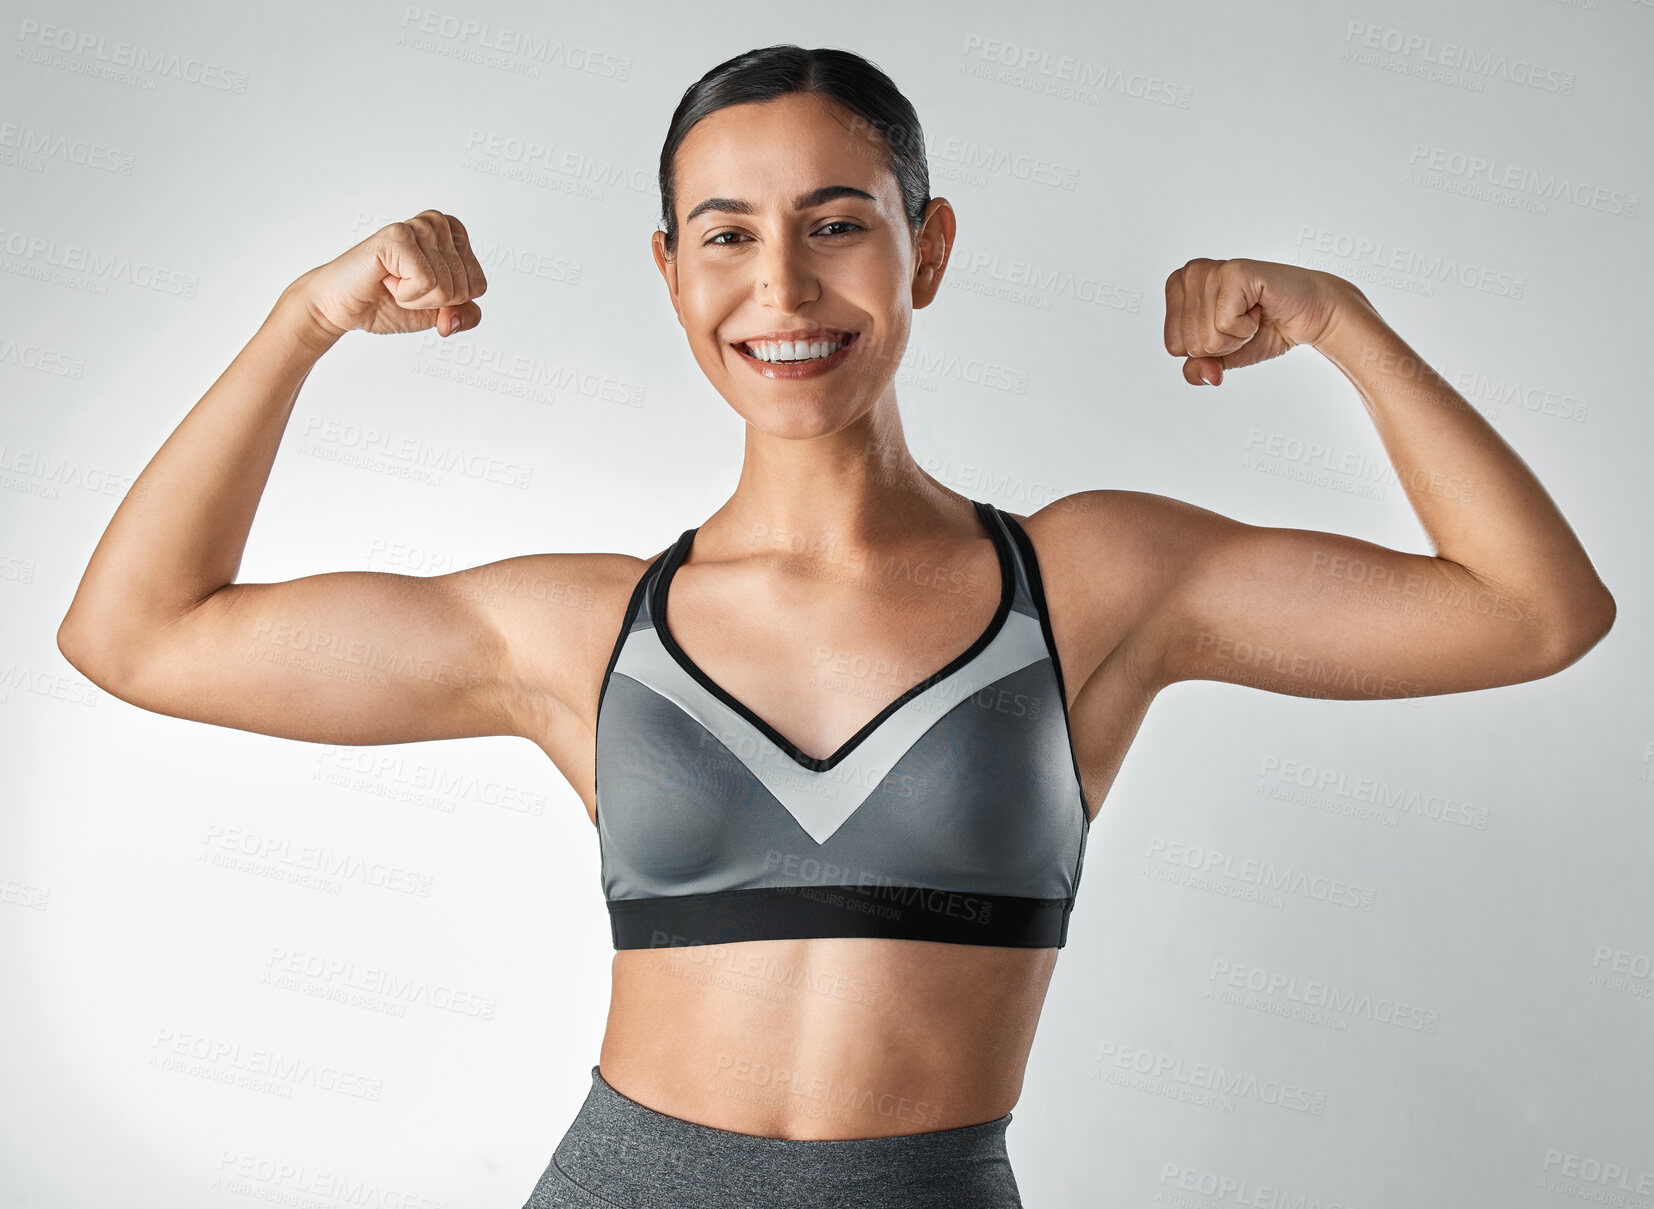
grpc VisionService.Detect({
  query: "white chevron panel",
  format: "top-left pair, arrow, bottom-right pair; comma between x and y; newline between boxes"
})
611,610 -> 1050,843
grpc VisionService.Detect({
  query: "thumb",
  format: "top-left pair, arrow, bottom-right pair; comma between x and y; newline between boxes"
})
1185,356 -> 1224,386
439,301 -> 482,337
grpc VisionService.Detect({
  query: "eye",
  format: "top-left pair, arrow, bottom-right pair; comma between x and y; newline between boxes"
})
701,221 -> 865,248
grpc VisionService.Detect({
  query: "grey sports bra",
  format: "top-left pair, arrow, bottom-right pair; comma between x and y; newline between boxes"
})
594,499 -> 1090,950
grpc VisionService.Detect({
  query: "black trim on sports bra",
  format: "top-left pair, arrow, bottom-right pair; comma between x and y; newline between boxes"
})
647,498 -> 1016,774
997,508 -> 1093,828
996,506 -> 1092,945
596,548 -> 670,722
609,883 -> 1073,950
592,548 -> 671,840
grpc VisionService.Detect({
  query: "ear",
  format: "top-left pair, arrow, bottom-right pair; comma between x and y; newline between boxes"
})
911,198 -> 955,311
652,229 -> 684,328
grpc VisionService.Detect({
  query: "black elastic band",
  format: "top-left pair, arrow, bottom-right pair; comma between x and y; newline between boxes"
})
609,884 -> 1073,950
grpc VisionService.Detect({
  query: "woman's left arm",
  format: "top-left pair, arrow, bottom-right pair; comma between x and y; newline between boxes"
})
1047,258 -> 1615,701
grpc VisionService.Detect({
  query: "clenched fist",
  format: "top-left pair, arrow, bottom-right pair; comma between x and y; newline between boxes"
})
1164,258 -> 1354,386
292,210 -> 488,340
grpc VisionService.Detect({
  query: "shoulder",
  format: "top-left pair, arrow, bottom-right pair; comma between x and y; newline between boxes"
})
1001,487 -> 1218,582
996,489 -> 1240,692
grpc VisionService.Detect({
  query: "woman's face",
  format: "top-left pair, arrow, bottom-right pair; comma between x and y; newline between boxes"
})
652,92 -> 952,440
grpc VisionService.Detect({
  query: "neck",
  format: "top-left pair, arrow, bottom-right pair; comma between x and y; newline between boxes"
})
706,400 -> 974,559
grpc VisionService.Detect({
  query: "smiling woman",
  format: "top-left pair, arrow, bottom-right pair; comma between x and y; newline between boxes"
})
54,36 -> 1615,1209
647,61 -> 955,438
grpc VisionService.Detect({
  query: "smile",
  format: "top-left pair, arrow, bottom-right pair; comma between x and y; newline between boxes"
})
731,332 -> 859,380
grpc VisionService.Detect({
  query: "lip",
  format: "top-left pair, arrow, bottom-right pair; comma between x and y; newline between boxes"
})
731,331 -> 859,380
735,327 -> 856,343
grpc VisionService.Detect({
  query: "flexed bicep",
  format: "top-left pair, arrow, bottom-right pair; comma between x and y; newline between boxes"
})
1030,489 -> 1582,705
1135,494 -> 1576,699
80,560 -> 527,745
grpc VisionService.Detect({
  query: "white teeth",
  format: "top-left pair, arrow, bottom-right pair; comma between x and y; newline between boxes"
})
742,335 -> 852,363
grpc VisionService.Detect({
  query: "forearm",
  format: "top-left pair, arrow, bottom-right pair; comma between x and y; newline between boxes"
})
1311,283 -> 1615,643
58,274 -> 344,661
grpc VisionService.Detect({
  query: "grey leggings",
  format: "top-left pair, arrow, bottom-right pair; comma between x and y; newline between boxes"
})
521,1065 -> 1024,1208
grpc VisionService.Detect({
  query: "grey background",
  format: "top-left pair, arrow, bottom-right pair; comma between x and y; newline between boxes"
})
3,1 -> 1650,1206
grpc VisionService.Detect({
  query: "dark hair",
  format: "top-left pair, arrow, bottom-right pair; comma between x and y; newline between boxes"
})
657,44 -> 931,258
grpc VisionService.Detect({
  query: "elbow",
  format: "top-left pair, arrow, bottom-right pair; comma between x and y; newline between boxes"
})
56,613 -> 123,692
1573,585 -> 1617,653
56,615 -> 99,682
1538,588 -> 1616,673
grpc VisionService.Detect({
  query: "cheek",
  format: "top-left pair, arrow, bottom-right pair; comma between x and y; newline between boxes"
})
850,250 -> 910,316
678,273 -> 738,336
678,274 -> 714,319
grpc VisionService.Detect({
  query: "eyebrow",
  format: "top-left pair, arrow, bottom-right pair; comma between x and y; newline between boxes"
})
683,184 -> 878,226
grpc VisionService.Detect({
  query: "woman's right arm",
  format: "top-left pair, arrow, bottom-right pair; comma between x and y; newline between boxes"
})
55,210 -> 546,746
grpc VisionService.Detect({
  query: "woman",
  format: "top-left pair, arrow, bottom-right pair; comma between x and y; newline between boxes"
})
57,43 -> 1614,1209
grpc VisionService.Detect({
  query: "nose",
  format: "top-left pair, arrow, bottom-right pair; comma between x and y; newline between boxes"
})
752,233 -> 819,313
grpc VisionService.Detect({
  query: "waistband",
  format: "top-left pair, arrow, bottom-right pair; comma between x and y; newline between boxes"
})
551,1065 -> 1020,1208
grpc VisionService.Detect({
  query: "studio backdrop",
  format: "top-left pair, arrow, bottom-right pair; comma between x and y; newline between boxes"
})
3,1 -> 1649,1207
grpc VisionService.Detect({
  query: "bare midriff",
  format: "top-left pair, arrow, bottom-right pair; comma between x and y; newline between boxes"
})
598,937 -> 1059,1140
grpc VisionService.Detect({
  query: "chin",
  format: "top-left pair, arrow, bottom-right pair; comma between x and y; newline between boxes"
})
734,394 -> 866,440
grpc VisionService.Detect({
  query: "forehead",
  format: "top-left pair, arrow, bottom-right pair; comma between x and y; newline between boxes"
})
674,93 -> 894,212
